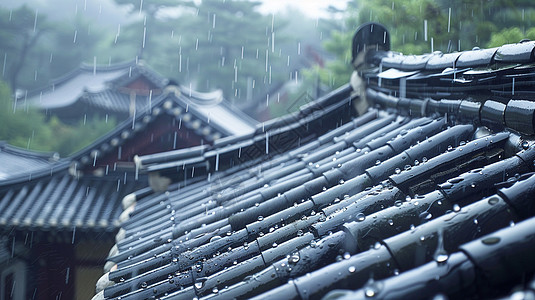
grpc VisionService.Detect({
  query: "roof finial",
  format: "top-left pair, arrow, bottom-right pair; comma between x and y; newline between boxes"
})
352,22 -> 390,69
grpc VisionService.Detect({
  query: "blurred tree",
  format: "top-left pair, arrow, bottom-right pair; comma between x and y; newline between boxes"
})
0,5 -> 108,92
0,5 -> 50,92
0,80 -> 54,151
50,115 -> 118,156
170,0 -> 291,102
44,15 -> 106,77
488,27 -> 535,47
112,0 -> 194,58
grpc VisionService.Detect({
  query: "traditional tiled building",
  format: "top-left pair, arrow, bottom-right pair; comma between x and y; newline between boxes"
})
92,23 -> 535,300
0,63 -> 256,299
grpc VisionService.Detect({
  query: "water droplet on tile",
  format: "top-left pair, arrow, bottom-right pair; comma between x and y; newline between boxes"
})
419,211 -> 432,221
194,278 -> 207,289
289,252 -> 300,264
481,236 -> 500,245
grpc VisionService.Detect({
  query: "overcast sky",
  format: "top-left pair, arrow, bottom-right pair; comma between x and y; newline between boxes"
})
1,0 -> 349,30
258,0 -> 348,18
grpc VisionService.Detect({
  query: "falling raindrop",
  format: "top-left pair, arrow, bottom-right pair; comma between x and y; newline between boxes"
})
447,7 -> 452,33
265,132 -> 269,154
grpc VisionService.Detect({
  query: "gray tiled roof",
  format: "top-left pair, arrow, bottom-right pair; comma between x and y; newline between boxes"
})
22,60 -> 168,110
0,171 -> 137,235
0,142 -> 59,182
92,37 -> 535,300
21,60 -> 258,137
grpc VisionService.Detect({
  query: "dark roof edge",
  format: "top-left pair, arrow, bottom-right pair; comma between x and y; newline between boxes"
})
136,144 -> 210,167
376,40 -> 535,72
67,87 -> 249,169
143,89 -> 357,174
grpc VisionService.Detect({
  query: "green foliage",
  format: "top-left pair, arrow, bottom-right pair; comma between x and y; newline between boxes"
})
50,115 -> 118,156
313,0 -> 535,90
0,80 -> 53,151
319,30 -> 354,89
0,81 -> 116,156
487,27 -> 535,47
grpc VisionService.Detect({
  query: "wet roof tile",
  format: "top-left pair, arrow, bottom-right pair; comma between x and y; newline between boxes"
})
92,39 -> 535,300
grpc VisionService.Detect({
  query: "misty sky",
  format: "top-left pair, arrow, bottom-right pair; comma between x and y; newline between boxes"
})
1,0 -> 349,26
259,0 -> 347,18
